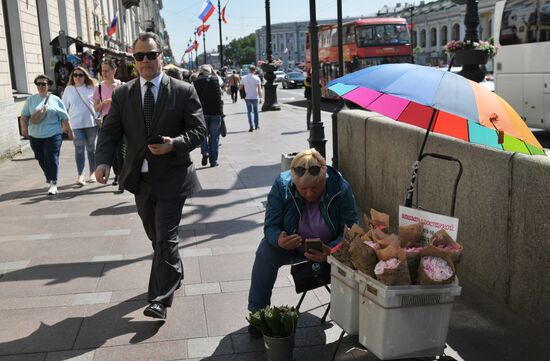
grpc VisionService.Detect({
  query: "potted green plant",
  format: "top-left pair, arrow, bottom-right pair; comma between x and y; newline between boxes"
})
247,305 -> 299,361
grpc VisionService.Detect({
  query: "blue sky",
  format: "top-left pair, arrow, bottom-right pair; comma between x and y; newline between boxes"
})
161,0 -> 415,61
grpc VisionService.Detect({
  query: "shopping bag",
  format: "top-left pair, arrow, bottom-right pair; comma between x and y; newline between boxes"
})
290,261 -> 330,293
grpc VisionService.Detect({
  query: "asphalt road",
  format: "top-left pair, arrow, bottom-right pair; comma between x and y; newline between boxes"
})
276,85 -> 550,150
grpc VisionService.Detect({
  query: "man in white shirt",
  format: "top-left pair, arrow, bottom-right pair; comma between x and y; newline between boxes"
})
240,65 -> 263,132
95,32 -> 207,320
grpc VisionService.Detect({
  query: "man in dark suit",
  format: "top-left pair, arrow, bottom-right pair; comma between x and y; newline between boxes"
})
95,32 -> 207,320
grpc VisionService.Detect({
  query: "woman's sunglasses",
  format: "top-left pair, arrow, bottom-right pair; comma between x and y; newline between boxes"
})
35,82 -> 48,87
133,51 -> 161,61
72,73 -> 85,78
292,165 -> 322,177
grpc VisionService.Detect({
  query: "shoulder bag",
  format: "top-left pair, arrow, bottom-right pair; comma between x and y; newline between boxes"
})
290,260 -> 331,293
29,94 -> 50,124
75,86 -> 101,127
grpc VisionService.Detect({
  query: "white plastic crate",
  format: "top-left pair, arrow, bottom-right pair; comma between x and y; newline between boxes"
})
327,255 -> 359,335
356,272 -> 461,360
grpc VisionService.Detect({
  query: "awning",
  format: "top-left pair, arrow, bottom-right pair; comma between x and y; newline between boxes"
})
50,34 -> 133,60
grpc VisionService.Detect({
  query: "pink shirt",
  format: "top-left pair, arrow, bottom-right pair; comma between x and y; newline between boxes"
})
93,79 -> 122,116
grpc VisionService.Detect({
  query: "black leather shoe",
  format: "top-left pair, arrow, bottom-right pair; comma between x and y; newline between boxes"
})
201,155 -> 208,166
249,128 -> 253,132
143,302 -> 167,319
248,324 -> 262,339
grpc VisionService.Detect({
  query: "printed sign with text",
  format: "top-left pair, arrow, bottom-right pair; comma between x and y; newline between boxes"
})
399,206 -> 459,243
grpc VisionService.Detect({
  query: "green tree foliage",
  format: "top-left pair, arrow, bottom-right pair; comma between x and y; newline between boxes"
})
223,34 -> 256,67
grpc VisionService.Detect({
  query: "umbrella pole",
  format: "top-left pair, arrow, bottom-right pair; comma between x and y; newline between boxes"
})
405,108 -> 438,207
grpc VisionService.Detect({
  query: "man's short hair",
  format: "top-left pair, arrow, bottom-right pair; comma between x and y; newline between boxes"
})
249,65 -> 256,72
133,32 -> 162,51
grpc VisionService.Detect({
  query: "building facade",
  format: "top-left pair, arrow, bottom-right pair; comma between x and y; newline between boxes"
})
0,0 -> 172,160
378,0 -> 497,65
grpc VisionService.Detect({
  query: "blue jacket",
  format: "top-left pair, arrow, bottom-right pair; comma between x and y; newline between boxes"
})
264,166 -> 358,249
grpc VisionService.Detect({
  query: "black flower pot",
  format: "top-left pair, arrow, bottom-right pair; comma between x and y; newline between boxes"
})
453,49 -> 489,66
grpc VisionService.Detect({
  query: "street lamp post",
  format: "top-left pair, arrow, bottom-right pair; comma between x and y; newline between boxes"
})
407,4 -> 416,63
261,0 -> 281,111
454,0 -> 486,82
308,0 -> 326,158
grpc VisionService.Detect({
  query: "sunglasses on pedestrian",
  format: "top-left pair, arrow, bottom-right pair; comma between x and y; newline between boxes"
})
72,73 -> 85,78
35,82 -> 48,87
292,165 -> 322,177
133,51 -> 161,61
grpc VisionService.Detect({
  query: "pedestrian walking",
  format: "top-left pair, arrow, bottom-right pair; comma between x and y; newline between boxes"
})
62,66 -> 99,186
193,64 -> 224,168
247,148 -> 358,337
227,70 -> 240,103
95,32 -> 207,320
304,71 -> 312,130
240,65 -> 262,132
93,59 -> 124,192
20,75 -> 73,195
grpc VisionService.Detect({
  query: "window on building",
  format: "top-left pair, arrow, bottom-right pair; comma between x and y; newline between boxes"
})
452,23 -> 460,40
441,26 -> 448,45
420,29 -> 426,47
430,27 -> 437,46
273,43 -> 277,52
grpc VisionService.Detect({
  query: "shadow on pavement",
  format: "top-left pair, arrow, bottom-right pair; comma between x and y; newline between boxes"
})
0,294 -> 163,358
0,255 -> 151,286
90,201 -> 137,216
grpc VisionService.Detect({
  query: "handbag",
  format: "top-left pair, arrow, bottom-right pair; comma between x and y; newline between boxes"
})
239,86 -> 246,99
290,260 -> 331,293
220,117 -> 227,137
96,84 -> 104,127
75,86 -> 101,127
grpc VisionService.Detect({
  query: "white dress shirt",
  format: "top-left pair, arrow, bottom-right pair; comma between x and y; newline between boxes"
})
140,72 -> 164,172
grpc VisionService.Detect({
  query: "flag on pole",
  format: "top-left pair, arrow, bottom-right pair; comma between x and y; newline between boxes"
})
196,24 -> 211,36
107,15 -> 118,37
184,42 -> 195,55
194,40 -> 199,50
221,4 -> 228,24
198,0 -> 215,23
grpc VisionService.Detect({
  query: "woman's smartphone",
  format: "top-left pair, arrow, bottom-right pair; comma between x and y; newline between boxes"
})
305,238 -> 323,253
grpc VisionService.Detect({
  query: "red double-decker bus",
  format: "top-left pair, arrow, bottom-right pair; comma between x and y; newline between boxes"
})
306,18 -> 413,98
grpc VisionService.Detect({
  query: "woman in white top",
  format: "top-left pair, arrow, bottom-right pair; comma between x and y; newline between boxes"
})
62,66 -> 98,186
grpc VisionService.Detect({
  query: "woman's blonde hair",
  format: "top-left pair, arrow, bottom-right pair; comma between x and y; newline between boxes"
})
68,66 -> 96,87
290,148 -> 327,187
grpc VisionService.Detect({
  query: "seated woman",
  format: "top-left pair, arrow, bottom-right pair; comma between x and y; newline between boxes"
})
247,149 -> 358,335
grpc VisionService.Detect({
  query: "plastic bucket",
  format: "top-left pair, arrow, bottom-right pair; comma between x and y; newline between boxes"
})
264,333 -> 295,361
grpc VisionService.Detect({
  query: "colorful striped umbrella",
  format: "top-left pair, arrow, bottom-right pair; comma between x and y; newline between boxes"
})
328,63 -> 545,156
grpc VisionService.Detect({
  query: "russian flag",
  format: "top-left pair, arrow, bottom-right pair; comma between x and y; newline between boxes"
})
184,42 -> 195,55
107,15 -> 118,37
198,1 -> 215,23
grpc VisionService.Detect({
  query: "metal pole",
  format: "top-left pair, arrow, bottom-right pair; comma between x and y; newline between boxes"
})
203,21 -> 207,65
194,33 -> 198,70
261,0 -> 281,111
218,0 -> 223,67
331,0 -> 345,168
457,0 -> 485,82
308,0 -> 326,157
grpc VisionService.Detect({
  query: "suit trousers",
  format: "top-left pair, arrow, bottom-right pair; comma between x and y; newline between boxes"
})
134,173 -> 186,307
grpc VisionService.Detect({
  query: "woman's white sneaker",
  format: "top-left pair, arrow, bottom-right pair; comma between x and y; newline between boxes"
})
77,175 -> 86,186
48,181 -> 58,195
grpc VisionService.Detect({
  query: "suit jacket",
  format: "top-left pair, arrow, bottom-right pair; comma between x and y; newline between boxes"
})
96,74 -> 207,199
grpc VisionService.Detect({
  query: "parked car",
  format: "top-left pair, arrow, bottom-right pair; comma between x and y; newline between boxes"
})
274,70 -> 285,83
282,72 -> 305,89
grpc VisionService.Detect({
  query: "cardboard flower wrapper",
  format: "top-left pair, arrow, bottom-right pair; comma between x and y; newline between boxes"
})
333,226 -> 355,269
398,222 -> 424,247
417,245 -> 456,285
349,234 -> 378,277
363,208 -> 390,233
429,229 -> 463,264
374,240 -> 411,286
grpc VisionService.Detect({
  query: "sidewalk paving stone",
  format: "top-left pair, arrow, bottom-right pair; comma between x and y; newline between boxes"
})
1,92 -> 549,360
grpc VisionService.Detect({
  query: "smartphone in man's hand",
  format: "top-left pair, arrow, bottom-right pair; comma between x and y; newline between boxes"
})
147,135 -> 164,144
305,238 -> 323,253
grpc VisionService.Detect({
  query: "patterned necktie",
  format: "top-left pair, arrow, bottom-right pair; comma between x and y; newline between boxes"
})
144,81 -> 155,134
